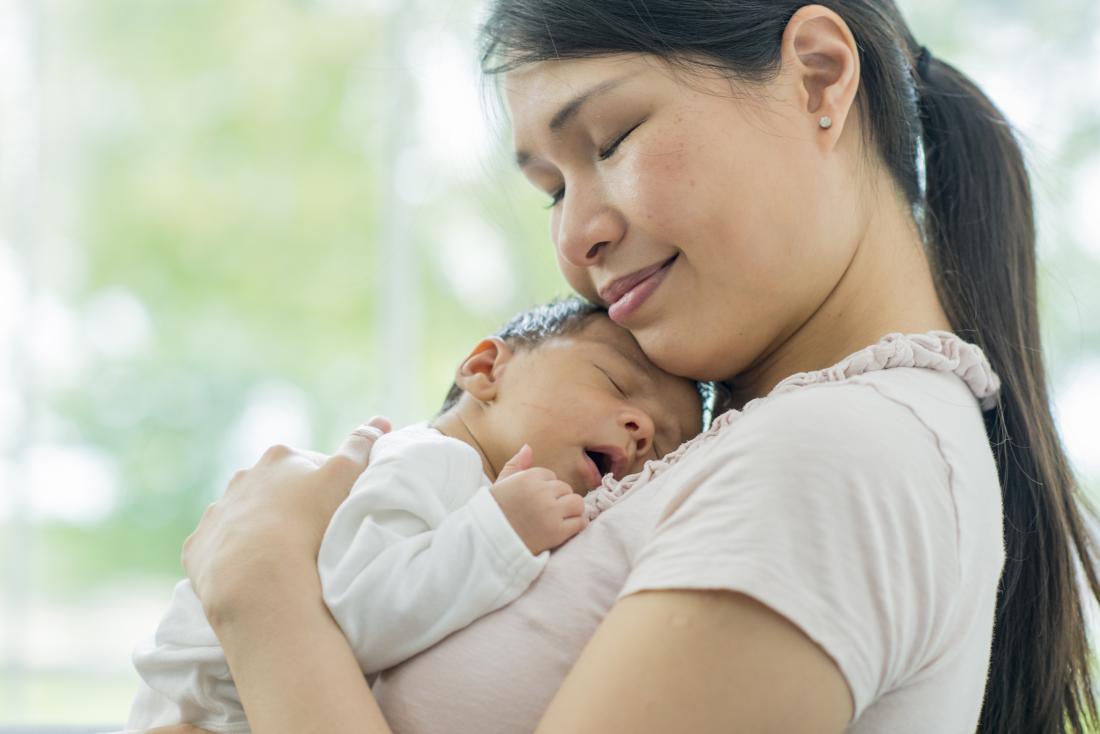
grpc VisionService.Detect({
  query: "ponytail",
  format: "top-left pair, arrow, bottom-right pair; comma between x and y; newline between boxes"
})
917,49 -> 1100,734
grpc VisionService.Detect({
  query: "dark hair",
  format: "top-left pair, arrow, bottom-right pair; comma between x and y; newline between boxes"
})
438,296 -> 603,413
479,2 -> 1100,731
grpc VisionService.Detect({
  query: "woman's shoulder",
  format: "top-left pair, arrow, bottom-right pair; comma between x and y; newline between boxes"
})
703,335 -> 998,479
648,364 -> 1001,529
591,332 -> 1001,520
623,368 -> 1003,724
712,368 -> 968,470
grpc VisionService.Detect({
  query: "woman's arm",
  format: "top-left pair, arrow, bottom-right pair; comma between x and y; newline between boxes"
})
206,578 -> 851,734
184,420 -> 850,733
211,558 -> 387,734
179,420 -> 397,734
535,589 -> 852,733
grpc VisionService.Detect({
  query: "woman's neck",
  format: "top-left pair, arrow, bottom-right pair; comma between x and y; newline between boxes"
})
726,189 -> 953,410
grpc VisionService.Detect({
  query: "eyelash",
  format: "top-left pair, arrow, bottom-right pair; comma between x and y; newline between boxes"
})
598,366 -> 628,398
545,120 -> 645,208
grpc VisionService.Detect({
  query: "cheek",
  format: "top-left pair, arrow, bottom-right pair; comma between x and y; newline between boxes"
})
618,136 -> 693,234
663,115 -> 839,305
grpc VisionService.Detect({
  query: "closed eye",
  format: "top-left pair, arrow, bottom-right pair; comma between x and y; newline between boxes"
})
597,366 -> 627,397
598,118 -> 645,161
545,186 -> 565,209
546,119 -> 646,208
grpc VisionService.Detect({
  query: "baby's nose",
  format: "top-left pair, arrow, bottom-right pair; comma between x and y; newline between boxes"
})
622,412 -> 655,458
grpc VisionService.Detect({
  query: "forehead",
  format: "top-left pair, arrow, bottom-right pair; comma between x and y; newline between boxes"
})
557,316 -> 642,357
504,54 -> 665,128
571,319 -> 693,392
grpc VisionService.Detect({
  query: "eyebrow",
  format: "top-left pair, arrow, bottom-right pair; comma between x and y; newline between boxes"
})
515,74 -> 634,168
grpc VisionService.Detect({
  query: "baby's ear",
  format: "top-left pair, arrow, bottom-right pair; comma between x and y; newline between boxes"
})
455,337 -> 513,403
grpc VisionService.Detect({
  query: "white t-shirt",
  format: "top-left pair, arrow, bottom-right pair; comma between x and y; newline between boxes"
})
372,332 -> 1005,733
126,425 -> 547,733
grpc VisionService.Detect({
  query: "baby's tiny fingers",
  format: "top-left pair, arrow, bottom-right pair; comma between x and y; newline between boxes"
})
550,480 -> 576,499
557,492 -> 586,518
559,514 -> 588,539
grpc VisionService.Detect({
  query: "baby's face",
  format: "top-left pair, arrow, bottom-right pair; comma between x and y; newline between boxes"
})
490,317 -> 702,493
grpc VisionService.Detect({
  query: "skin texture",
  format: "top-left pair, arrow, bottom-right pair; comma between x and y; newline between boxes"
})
168,5 -> 957,733
433,317 -> 702,492
509,20 -> 950,403
432,317 -> 700,554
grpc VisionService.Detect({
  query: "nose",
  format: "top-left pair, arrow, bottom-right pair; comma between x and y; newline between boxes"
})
554,183 -> 627,268
620,408 -> 656,463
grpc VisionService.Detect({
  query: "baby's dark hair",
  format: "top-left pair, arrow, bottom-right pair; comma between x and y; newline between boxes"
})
438,296 -> 605,413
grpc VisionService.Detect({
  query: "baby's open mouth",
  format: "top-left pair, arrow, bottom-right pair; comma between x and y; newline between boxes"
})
583,446 -> 627,482
585,449 -> 613,478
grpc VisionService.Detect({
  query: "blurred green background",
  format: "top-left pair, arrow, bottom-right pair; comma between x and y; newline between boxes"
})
1,0 -> 1097,726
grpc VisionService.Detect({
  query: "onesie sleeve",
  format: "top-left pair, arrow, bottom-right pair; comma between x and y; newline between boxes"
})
319,429 -> 548,675
619,382 -> 963,720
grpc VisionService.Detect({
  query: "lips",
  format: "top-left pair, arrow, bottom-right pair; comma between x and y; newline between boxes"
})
598,254 -> 679,306
598,254 -> 678,324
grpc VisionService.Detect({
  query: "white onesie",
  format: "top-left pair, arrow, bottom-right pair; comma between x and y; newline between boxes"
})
125,424 -> 548,733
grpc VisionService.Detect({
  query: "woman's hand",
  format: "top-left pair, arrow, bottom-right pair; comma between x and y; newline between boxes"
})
183,417 -> 391,625
173,419 -> 395,734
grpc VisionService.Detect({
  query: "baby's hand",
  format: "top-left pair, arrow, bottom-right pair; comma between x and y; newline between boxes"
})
490,445 -> 588,556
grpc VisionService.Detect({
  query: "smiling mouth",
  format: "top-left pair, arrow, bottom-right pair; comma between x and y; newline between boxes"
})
601,254 -> 679,324
598,254 -> 679,306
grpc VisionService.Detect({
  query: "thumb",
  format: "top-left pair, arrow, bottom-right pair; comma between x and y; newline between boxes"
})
497,444 -> 533,481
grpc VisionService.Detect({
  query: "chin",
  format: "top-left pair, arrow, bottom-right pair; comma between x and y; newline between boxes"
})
633,324 -> 728,382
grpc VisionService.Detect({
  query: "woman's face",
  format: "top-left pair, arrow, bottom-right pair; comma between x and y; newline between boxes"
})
505,54 -> 865,382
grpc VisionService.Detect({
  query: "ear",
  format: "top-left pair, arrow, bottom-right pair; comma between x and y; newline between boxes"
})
454,337 -> 514,404
780,5 -> 861,149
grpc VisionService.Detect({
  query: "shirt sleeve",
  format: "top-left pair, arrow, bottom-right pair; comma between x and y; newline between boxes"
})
619,381 -> 963,720
128,579 -> 248,732
319,430 -> 548,675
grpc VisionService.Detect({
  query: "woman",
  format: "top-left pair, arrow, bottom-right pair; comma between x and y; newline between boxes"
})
164,2 -> 1100,732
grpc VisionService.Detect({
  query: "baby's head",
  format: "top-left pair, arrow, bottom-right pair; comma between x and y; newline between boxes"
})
437,298 -> 702,493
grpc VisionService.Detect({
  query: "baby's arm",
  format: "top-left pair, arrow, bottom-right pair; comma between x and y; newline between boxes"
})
320,438 -> 584,674
125,431 -> 584,733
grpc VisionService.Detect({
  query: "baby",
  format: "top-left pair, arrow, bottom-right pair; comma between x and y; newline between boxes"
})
125,296 -> 702,733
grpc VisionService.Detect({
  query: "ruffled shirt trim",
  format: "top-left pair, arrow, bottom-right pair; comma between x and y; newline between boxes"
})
583,330 -> 1001,520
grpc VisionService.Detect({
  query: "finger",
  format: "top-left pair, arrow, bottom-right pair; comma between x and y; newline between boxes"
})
364,415 -> 392,434
497,444 -> 534,481
324,418 -> 390,485
551,480 -> 575,499
557,492 -> 586,517
301,449 -> 330,467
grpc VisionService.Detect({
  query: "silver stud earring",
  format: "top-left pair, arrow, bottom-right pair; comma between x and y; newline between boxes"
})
819,115 -> 833,129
